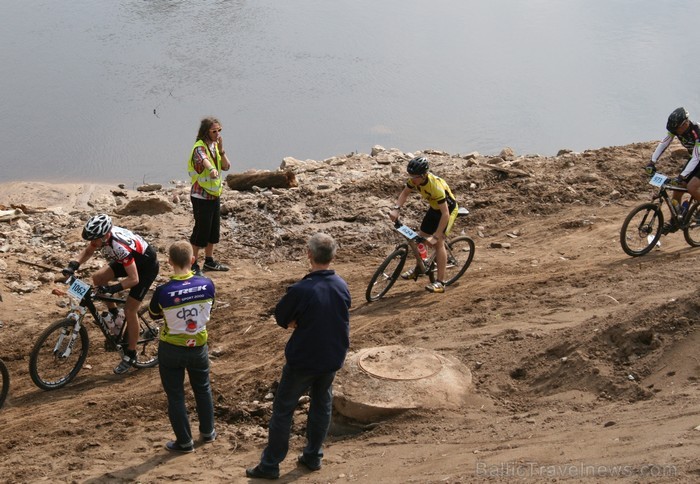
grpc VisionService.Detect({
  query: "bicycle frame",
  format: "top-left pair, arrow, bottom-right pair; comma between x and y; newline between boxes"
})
394,221 -> 434,276
63,276 -> 128,353
649,174 -> 687,219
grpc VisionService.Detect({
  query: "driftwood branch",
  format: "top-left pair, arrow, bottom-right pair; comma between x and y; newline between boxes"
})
18,259 -> 55,272
0,209 -> 28,222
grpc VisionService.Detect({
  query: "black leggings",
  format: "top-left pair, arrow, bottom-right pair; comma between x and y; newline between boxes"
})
190,196 -> 221,248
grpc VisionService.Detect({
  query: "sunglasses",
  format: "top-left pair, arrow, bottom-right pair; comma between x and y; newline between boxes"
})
210,128 -> 222,133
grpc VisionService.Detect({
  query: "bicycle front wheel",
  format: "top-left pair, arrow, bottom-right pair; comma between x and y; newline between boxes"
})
683,202 -> 700,247
133,308 -> 160,369
366,246 -> 408,302
443,236 -> 476,286
0,358 -> 8,409
29,318 -> 89,390
620,203 -> 663,257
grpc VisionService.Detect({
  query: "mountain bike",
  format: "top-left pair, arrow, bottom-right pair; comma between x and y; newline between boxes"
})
366,208 -> 475,302
0,358 -> 8,409
620,172 -> 700,257
28,275 -> 160,390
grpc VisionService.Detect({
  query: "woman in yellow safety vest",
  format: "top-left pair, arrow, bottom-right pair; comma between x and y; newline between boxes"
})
187,117 -> 231,274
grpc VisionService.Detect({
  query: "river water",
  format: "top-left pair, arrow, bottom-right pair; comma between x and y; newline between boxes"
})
2,0 -> 700,186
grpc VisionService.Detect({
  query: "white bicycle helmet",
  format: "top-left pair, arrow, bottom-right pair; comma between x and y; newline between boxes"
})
82,214 -> 112,240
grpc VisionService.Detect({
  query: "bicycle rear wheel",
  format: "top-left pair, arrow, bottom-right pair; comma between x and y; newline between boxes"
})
366,246 -> 408,302
443,236 -> 476,286
133,307 -> 160,368
29,318 -> 89,390
683,202 -> 700,247
0,358 -> 8,409
620,203 -> 663,256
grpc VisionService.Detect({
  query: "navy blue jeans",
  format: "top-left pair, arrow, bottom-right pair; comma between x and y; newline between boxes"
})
259,364 -> 336,473
158,341 -> 214,446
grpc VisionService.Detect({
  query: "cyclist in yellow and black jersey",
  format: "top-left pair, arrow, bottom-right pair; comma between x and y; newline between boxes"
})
389,156 -> 459,293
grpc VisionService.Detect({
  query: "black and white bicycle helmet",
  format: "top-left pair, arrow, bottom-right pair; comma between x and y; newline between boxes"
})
666,107 -> 689,132
82,214 -> 112,240
407,156 -> 429,175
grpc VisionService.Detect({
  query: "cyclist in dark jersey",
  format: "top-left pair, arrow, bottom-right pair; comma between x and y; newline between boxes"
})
62,214 -> 160,374
646,107 -> 700,209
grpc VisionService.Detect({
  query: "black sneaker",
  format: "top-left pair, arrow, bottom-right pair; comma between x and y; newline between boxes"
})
113,350 -> 136,375
245,465 -> 279,480
165,441 -> 194,453
297,453 -> 322,471
201,430 -> 217,444
191,263 -> 203,277
203,259 -> 229,272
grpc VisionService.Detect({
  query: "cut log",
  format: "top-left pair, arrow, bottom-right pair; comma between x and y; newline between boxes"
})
225,170 -> 298,191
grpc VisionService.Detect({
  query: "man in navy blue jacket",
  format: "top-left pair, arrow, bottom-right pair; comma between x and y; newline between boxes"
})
247,233 -> 351,480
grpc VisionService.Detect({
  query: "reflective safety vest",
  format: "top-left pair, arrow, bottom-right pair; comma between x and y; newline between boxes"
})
188,140 -> 223,197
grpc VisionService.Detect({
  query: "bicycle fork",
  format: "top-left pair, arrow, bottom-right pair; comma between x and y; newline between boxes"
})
54,311 -> 84,359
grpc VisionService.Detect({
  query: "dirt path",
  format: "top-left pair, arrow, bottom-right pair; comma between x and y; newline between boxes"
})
2,143 -> 700,482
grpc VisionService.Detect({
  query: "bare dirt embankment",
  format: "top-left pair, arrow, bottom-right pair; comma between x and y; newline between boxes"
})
1,141 -> 700,483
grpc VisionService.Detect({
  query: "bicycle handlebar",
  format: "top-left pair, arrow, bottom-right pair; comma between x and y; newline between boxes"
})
392,218 -> 427,243
60,274 -> 126,304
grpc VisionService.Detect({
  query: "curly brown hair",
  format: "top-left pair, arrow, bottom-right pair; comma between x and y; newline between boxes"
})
196,117 -> 221,142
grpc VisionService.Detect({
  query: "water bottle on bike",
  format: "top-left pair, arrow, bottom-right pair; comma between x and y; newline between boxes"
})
113,309 -> 125,336
417,242 -> 428,261
101,311 -> 122,336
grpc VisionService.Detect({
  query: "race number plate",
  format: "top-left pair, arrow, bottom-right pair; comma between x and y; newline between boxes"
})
649,173 -> 668,187
67,278 -> 91,301
396,224 -> 418,240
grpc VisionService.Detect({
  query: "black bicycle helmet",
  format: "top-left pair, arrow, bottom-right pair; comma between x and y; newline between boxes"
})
407,156 -> 429,175
82,214 -> 112,240
666,107 -> 689,132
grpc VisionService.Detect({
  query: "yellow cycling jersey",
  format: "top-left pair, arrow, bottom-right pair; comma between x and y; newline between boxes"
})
407,173 -> 457,211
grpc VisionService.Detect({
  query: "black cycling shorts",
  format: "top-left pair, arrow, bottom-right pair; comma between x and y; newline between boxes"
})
420,204 -> 458,236
109,245 -> 160,301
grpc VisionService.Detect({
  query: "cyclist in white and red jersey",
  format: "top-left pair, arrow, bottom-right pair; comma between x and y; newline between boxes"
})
646,107 -> 700,209
62,214 -> 160,374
